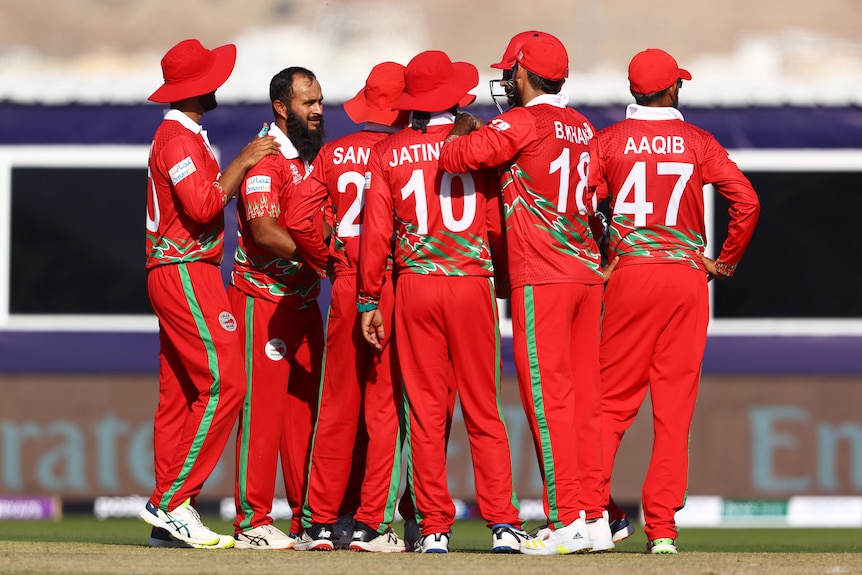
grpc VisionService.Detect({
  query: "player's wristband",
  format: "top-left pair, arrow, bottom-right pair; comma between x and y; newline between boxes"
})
356,293 -> 379,313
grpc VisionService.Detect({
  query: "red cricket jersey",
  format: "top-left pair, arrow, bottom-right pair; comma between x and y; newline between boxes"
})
286,127 -> 398,278
439,94 -> 603,289
588,105 -> 760,276
145,110 -> 229,270
359,116 -> 503,302
230,124 -> 321,308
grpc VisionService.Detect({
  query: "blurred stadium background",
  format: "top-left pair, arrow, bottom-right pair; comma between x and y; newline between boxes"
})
1,0 -> 861,528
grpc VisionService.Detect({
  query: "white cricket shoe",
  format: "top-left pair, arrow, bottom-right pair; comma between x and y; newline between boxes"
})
293,524 -> 335,551
520,513 -> 592,555
416,532 -> 450,553
139,499 -> 224,547
349,523 -> 405,553
234,524 -> 295,550
491,524 -> 532,553
585,511 -> 615,552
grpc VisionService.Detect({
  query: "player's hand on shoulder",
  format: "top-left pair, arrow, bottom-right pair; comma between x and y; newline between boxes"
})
239,134 -> 280,168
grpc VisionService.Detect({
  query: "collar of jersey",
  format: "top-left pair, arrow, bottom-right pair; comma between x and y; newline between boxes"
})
409,110 -> 456,126
164,109 -> 203,133
267,122 -> 301,160
525,92 -> 568,109
626,104 -> 685,121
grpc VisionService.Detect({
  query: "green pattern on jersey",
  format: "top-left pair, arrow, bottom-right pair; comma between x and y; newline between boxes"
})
395,218 -> 493,276
504,164 -> 602,275
159,263 -> 222,511
233,244 -> 320,302
611,214 -> 705,268
147,228 -> 224,266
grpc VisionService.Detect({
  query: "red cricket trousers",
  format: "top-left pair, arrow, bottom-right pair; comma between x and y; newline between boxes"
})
396,274 -> 521,535
600,263 -> 708,540
146,262 -> 246,512
229,286 -> 323,535
511,282 -> 605,528
302,273 -> 403,532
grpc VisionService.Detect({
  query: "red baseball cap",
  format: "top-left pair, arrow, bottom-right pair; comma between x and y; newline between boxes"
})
394,50 -> 478,113
516,35 -> 568,82
149,39 -> 236,103
344,61 -> 407,126
491,30 -> 552,70
628,48 -> 692,94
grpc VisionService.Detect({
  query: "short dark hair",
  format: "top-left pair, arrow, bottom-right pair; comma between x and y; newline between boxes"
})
631,85 -> 671,105
524,68 -> 564,95
269,67 -> 316,104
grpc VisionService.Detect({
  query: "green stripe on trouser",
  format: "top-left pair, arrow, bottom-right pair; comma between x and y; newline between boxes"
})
160,263 -> 223,510
522,285 -> 561,527
236,295 -> 255,530
300,303 -> 332,530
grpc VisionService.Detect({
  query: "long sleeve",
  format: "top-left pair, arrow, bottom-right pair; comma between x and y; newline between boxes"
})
357,147 -> 395,304
284,153 -> 331,273
702,138 -> 761,276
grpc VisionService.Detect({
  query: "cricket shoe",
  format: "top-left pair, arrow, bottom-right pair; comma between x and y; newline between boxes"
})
491,524 -> 532,553
349,522 -> 405,553
647,537 -> 677,554
293,523 -> 334,551
148,527 -> 192,548
610,516 -> 635,542
148,527 -> 234,549
403,519 -> 421,552
416,532 -> 450,553
234,524 -> 295,550
139,499 -> 223,547
520,514 -> 592,555
585,511 -> 615,552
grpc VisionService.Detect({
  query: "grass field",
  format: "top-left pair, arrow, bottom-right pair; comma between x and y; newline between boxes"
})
1,517 -> 861,575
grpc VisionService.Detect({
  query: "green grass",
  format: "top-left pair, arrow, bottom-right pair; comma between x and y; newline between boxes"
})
1,517 -> 861,553
2,517 -> 862,575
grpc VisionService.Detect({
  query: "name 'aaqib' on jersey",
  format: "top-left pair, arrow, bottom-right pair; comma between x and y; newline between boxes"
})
332,145 -> 370,166
388,141 -> 443,167
624,135 -> 686,155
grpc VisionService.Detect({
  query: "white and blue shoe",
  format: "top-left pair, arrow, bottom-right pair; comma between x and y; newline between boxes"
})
139,499 -> 227,547
491,524 -> 531,553
416,532 -> 450,553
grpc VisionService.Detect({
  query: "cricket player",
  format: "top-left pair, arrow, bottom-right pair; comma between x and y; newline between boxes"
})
588,48 -> 760,554
439,34 -> 615,554
229,66 -> 326,549
141,38 -> 279,548
358,50 -> 527,554
283,62 -> 408,553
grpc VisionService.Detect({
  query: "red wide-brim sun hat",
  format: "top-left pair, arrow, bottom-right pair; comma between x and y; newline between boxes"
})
148,39 -> 237,104
343,61 -> 407,125
394,50 -> 479,113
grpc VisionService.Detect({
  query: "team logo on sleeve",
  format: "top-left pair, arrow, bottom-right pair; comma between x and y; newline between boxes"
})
169,156 -> 197,185
490,118 -> 511,132
265,338 -> 288,361
245,175 -> 272,194
218,311 -> 237,332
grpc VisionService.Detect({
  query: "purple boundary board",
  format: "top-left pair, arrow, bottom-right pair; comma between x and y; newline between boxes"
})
0,331 -> 860,375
